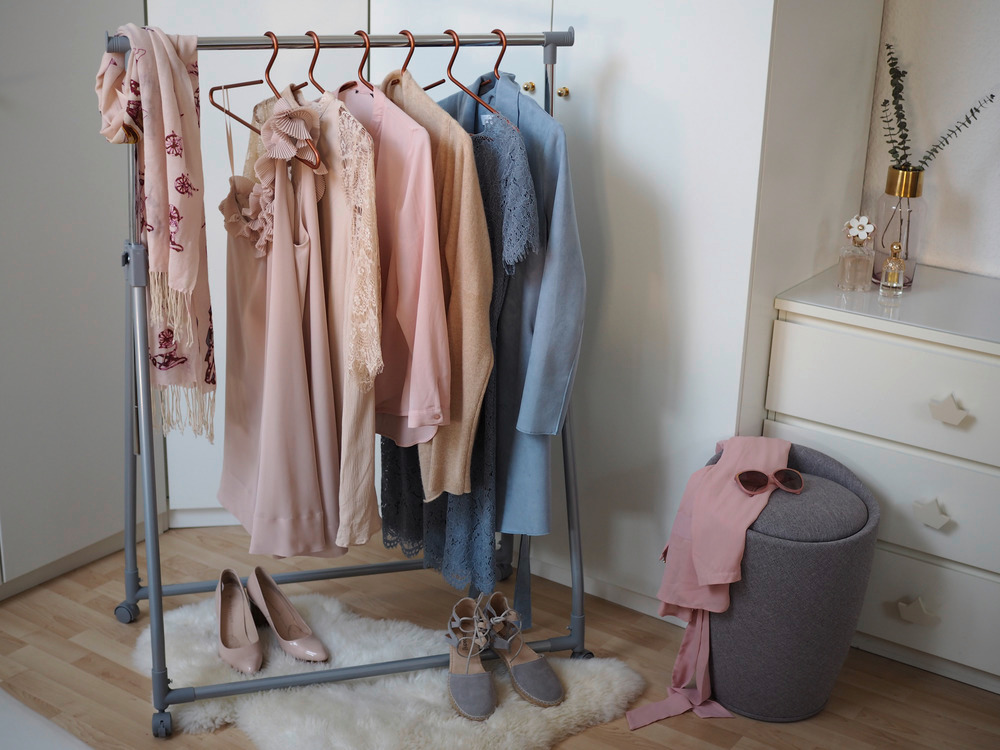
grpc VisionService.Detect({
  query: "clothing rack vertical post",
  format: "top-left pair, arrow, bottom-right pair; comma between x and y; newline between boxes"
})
107,29 -> 587,739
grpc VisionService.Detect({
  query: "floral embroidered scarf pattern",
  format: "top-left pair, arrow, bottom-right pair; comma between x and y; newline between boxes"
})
96,24 -> 216,439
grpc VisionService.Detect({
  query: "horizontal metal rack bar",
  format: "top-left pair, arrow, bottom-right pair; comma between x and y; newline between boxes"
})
106,28 -> 575,53
134,559 -> 427,599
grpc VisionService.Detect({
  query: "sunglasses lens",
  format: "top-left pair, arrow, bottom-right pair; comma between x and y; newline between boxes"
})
737,470 -> 769,493
774,469 -> 803,491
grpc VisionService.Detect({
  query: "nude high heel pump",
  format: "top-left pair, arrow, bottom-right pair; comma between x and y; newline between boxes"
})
215,569 -> 263,674
245,566 -> 329,662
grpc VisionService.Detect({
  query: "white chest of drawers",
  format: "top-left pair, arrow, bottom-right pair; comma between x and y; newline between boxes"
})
763,265 -> 1000,693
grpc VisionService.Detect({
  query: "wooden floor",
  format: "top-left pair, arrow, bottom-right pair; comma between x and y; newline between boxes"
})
1,526 -> 999,749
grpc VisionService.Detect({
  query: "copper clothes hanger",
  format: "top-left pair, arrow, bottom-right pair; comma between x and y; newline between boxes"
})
209,78 -> 267,134
338,30 -> 375,94
262,31 -> 321,168
356,30 -> 374,91
305,30 -> 325,94
400,29 -> 416,73
386,30 -> 446,91
208,31 -> 283,133
492,28 -> 507,80
444,29 -> 500,117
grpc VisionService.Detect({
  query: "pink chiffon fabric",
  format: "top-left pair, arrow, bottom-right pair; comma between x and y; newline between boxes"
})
627,436 -> 792,729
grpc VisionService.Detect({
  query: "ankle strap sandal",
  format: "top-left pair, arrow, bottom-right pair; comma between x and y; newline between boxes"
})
445,597 -> 497,721
483,592 -> 564,707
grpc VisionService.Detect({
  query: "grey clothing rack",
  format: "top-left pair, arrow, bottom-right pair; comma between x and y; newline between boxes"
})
108,28 -> 587,739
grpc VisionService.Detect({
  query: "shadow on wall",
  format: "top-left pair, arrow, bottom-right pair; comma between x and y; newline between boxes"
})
539,55 -> 687,591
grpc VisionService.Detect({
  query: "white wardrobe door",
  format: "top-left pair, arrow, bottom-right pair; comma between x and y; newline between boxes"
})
0,0 -> 145,583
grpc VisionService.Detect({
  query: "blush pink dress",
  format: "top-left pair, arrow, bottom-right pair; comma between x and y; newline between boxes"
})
217,89 -> 382,556
218,122 -> 335,556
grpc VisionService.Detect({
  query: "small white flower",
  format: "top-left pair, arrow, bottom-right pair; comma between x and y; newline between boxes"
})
847,214 -> 874,241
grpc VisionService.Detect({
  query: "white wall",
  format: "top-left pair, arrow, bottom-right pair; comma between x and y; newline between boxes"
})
862,0 -> 1000,278
529,0 -> 776,614
738,0 -> 883,436
0,0 -> 144,582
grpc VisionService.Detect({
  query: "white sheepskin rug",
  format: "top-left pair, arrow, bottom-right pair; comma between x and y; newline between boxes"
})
132,594 -> 645,750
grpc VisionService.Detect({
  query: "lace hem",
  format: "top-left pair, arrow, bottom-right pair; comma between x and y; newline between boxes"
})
338,106 -> 383,392
380,437 -> 429,558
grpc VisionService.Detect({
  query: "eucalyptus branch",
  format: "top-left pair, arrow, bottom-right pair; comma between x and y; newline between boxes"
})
917,95 -> 997,168
880,43 -> 995,172
884,44 -> 912,167
880,100 -> 902,166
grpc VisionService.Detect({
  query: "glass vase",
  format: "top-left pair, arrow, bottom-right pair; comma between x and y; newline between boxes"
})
872,166 -> 925,288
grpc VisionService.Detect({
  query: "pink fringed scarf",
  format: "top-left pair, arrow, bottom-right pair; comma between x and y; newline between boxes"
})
96,24 -> 215,440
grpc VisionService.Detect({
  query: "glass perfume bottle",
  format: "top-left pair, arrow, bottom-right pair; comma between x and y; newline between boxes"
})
879,241 -> 905,298
837,215 -> 875,291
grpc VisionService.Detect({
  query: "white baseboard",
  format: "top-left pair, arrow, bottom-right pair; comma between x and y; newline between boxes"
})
528,556 -> 687,629
0,512 -> 168,603
168,508 -> 239,528
529,558 -> 999,695
851,632 -> 1000,695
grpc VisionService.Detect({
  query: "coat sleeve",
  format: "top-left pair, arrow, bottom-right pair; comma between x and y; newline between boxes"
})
399,126 -> 451,429
515,122 -> 586,436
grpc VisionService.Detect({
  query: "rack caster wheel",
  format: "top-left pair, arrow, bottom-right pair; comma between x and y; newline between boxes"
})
495,562 -> 514,582
114,601 -> 140,624
152,711 -> 172,738
571,649 -> 594,660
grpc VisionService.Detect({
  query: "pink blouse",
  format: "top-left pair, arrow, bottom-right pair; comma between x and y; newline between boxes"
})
338,83 -> 450,447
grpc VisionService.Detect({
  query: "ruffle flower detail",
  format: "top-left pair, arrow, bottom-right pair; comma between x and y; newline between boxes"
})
234,156 -> 277,256
238,98 -> 328,257
261,99 -> 320,161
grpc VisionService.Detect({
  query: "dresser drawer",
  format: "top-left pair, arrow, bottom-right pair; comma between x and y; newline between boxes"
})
764,420 -> 1000,574
766,319 -> 1000,468
855,547 -> 1000,676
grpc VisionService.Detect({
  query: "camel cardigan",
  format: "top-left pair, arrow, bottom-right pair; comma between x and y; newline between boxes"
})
381,70 -> 494,500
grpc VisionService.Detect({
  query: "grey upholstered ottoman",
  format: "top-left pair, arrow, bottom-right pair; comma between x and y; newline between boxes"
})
707,444 -> 880,722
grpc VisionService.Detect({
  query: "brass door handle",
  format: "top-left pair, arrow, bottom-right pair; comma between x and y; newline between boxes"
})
522,81 -> 535,92
557,87 -> 570,97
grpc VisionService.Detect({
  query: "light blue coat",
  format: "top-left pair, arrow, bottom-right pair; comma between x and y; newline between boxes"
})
438,72 -> 586,536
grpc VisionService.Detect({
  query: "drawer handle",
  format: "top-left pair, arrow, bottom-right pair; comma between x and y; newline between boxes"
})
897,596 -> 941,627
913,498 -> 952,530
928,394 -> 969,427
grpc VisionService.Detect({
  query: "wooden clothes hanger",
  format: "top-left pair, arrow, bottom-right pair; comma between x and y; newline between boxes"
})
208,32 -> 320,169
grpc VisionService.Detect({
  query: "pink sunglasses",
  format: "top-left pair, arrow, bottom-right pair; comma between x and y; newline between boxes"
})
734,468 -> 804,496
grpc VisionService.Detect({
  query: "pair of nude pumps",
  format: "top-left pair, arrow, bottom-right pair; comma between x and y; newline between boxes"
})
215,566 -> 329,674
446,592 -> 564,721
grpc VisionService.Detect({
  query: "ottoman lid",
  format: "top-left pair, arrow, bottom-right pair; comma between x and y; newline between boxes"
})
749,474 -> 868,542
